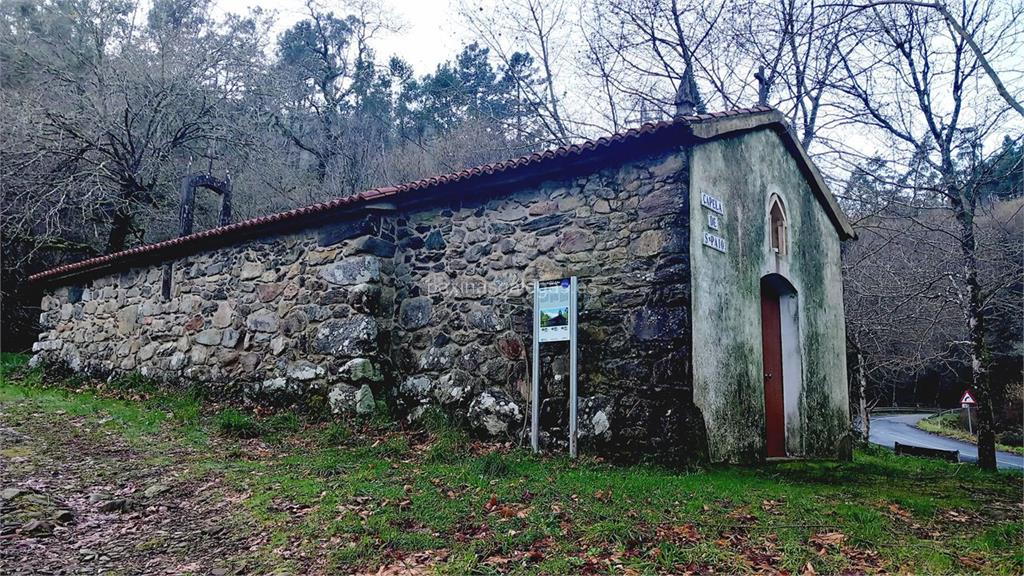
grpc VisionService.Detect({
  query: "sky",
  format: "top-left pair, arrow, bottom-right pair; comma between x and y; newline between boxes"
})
184,0 -> 1022,170
212,0 -> 469,73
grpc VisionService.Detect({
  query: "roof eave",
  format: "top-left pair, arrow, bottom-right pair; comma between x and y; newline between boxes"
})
30,106 -> 855,286
687,109 -> 855,241
773,127 -> 857,241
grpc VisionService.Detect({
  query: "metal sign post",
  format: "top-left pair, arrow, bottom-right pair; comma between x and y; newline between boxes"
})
568,277 -> 578,458
531,277 -> 578,458
960,390 -> 976,435
531,281 -> 541,453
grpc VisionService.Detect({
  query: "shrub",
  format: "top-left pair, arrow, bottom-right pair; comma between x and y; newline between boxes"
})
214,408 -> 261,439
997,430 -> 1023,447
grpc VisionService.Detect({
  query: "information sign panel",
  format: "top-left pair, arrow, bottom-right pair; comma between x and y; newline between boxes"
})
532,277 -> 579,457
538,281 -> 571,342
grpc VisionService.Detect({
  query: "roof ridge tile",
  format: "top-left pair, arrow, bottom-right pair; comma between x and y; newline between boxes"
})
30,106 -> 782,283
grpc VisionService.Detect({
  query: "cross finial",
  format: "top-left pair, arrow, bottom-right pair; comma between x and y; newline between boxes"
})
755,65 -> 770,106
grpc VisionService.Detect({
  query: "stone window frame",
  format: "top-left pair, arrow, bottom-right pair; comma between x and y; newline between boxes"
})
768,195 -> 788,256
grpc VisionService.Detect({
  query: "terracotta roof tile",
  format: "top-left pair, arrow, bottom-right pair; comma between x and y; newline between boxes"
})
31,106 -> 778,283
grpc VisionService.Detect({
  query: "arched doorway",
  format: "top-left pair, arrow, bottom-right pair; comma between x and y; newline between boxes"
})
760,274 -> 799,457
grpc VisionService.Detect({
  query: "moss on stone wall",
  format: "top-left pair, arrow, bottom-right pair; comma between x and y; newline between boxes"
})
689,129 -> 850,462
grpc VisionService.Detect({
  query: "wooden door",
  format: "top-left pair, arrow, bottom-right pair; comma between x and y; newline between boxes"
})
761,286 -> 786,457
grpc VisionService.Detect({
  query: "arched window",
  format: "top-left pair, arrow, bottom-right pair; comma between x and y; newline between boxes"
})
769,196 -> 787,255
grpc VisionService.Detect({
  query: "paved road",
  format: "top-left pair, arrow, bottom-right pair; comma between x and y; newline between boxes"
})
869,413 -> 1024,471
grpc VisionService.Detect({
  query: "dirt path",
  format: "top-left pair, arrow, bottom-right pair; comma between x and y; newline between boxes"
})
0,411 -> 255,575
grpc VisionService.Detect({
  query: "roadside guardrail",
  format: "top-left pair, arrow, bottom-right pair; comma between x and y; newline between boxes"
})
870,406 -> 942,415
895,441 -> 960,463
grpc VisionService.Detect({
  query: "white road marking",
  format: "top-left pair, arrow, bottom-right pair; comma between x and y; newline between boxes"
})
870,414 -> 1024,470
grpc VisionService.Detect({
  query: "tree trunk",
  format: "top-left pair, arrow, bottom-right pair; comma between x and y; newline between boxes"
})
849,334 -> 871,444
106,204 -> 133,254
952,197 -> 997,470
857,348 -> 870,444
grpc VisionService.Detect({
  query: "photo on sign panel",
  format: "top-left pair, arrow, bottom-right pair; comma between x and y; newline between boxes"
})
537,282 -> 571,342
540,307 -> 569,328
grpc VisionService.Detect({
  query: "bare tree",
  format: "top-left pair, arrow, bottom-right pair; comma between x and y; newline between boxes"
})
835,0 -> 1023,468
4,0 -> 263,253
269,0 -> 400,195
719,0 -> 868,150
459,0 -> 574,144
581,0 -> 729,121
836,0 -> 1024,117
843,149 -> 1022,443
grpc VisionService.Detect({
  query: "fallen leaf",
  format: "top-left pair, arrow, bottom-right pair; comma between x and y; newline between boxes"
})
843,546 -> 885,572
656,523 -> 701,545
809,531 -> 847,554
887,503 -> 912,521
727,506 -> 758,524
959,553 -> 988,570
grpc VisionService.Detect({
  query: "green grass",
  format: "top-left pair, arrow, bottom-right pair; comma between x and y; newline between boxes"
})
108,371 -> 160,393
214,407 -> 263,439
473,450 -> 514,477
918,412 -> 1024,455
421,407 -> 471,463
0,352 -> 31,381
1,369 -> 1021,575
319,422 -> 353,446
212,406 -> 304,440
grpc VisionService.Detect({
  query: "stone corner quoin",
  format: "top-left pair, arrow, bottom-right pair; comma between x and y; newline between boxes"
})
31,120 -> 852,465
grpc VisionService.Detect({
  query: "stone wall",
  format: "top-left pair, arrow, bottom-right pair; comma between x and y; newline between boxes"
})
35,217 -> 397,416
388,150 -> 700,460
33,147 -> 701,461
